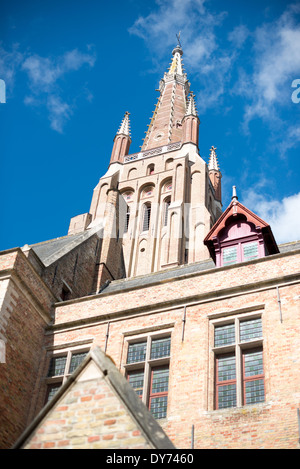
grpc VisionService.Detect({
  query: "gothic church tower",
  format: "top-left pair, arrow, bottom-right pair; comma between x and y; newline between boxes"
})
68,43 -> 222,279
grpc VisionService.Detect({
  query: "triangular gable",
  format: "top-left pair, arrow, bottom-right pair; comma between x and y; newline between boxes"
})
13,347 -> 175,450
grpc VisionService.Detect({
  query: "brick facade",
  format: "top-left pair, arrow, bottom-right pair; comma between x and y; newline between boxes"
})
27,246 -> 300,449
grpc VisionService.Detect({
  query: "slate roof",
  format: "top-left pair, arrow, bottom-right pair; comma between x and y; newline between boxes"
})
101,258 -> 215,294
30,226 -> 103,267
99,240 -> 300,295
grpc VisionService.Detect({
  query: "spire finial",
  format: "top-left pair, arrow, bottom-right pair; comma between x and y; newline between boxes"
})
232,185 -> 238,202
208,146 -> 220,171
117,111 -> 131,136
176,31 -> 182,48
171,32 -> 183,61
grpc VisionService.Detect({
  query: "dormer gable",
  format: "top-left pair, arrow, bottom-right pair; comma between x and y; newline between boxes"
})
204,190 -> 279,267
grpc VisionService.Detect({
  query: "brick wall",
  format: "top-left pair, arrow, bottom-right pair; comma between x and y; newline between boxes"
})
23,361 -> 151,449
0,249 -> 54,449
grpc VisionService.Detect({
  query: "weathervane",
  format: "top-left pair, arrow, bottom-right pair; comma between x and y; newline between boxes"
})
176,31 -> 182,47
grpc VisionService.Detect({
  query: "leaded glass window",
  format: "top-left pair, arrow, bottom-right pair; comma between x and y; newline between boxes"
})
128,370 -> 144,398
214,323 -> 235,347
217,384 -> 237,409
243,242 -> 259,261
48,356 -> 67,377
150,395 -> 168,419
216,355 -> 237,409
149,367 -> 169,419
243,349 -> 264,405
151,337 -> 171,359
125,334 -> 171,419
47,383 -> 61,401
213,315 -> 264,410
127,341 -> 147,364
240,318 -> 262,342
69,351 -> 88,374
46,348 -> 89,403
222,246 -> 238,266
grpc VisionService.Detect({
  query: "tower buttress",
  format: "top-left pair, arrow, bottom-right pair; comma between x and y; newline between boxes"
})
208,146 -> 222,201
182,92 -> 200,147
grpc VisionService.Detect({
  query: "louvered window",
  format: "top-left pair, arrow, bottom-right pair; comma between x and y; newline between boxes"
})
143,203 -> 151,231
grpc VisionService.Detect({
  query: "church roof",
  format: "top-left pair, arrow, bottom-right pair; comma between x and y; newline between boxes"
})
98,239 -> 297,297
30,227 -> 103,267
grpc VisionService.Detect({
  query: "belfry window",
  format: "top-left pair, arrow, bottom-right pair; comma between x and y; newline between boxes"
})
125,334 -> 171,419
164,197 -> 171,226
124,205 -> 130,233
142,203 -> 151,231
147,164 -> 155,175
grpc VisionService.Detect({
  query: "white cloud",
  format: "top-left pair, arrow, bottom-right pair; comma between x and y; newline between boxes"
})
0,44 -> 96,132
0,44 -> 24,93
21,48 -> 96,132
241,189 -> 300,244
228,25 -> 250,49
129,0 -> 208,49
129,0 -> 237,113
46,95 -> 72,133
22,55 -> 58,91
238,5 -> 300,126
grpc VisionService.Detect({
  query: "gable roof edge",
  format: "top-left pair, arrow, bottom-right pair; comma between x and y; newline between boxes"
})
12,347 -> 175,450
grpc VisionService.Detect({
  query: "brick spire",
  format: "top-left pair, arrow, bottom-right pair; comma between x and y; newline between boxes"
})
141,43 -> 190,151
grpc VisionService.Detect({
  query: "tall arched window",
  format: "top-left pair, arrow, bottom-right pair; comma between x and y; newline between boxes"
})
124,205 -> 130,233
164,197 -> 171,226
142,203 -> 151,232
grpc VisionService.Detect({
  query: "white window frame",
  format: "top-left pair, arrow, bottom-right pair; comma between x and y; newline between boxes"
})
209,310 -> 264,410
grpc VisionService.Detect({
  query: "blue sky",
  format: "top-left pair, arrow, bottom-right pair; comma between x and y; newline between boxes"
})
1,0 -> 300,251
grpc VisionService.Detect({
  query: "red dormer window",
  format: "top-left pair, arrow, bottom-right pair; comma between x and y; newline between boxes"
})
217,217 -> 266,267
204,198 -> 279,267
